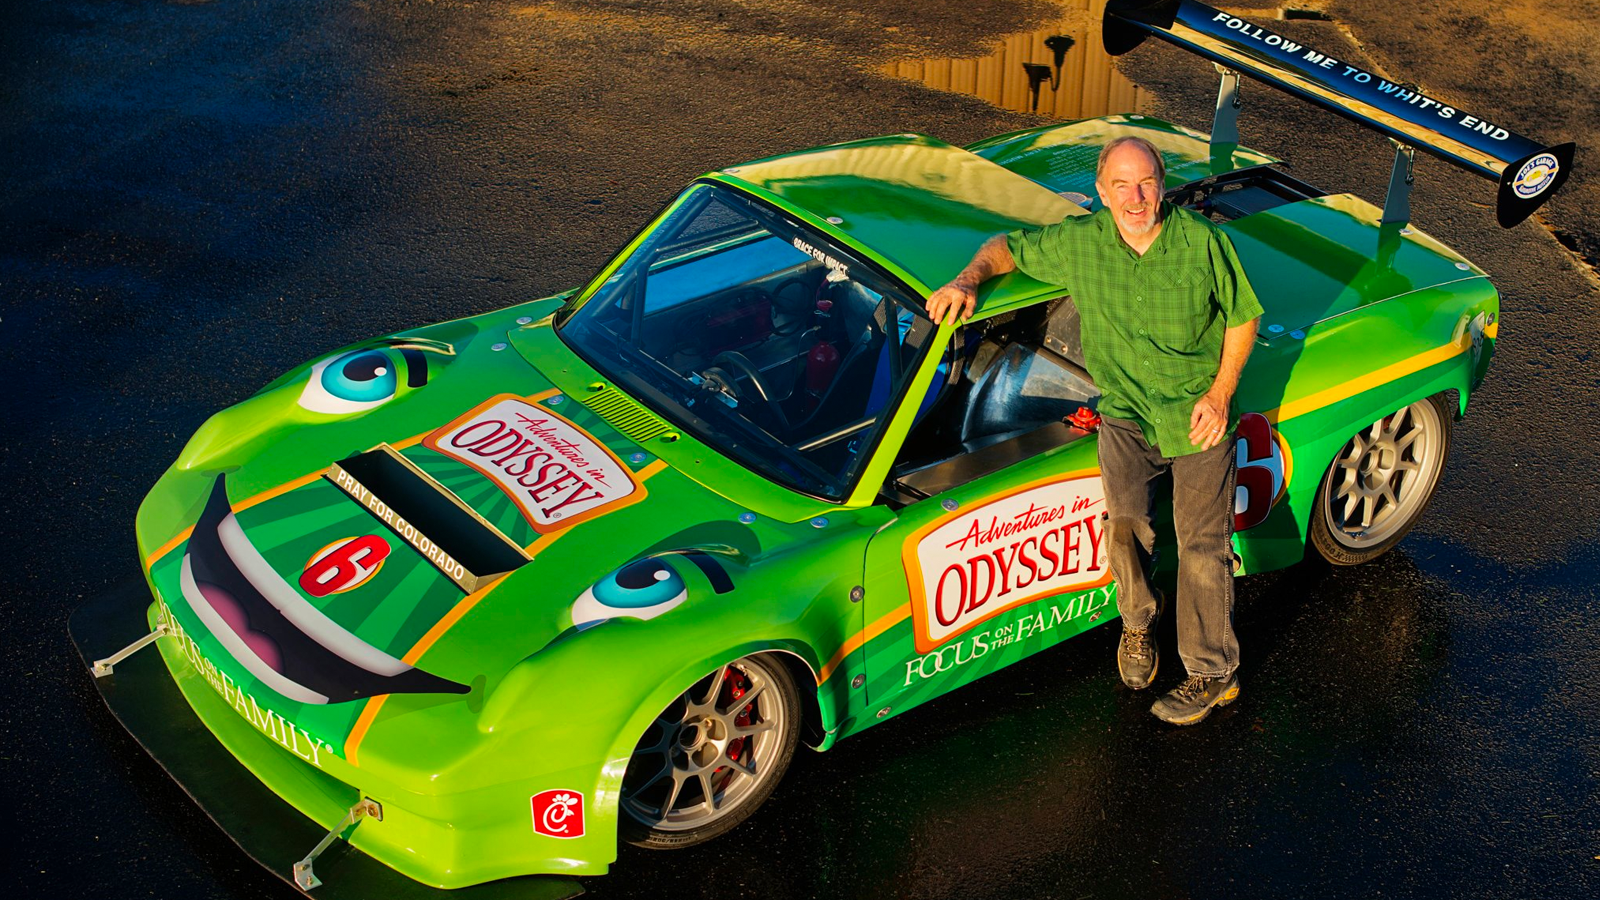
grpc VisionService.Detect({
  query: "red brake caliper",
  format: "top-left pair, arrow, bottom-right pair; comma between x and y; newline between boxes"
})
719,666 -> 754,786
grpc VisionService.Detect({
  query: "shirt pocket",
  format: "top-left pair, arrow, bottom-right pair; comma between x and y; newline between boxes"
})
1146,267 -> 1210,347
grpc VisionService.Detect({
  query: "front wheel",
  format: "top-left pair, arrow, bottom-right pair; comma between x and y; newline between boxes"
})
619,654 -> 800,849
1310,393 -> 1452,565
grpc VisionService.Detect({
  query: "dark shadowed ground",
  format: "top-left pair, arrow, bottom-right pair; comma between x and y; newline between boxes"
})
2,1 -> 1595,898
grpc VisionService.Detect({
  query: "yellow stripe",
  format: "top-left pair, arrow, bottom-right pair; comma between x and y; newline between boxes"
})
143,527 -> 194,571
389,430 -> 431,451
343,694 -> 388,766
1262,332 -> 1470,424
236,468 -> 328,512
817,604 -> 911,685
523,530 -> 566,556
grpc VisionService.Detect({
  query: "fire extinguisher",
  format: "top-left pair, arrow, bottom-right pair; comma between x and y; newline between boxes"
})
804,298 -> 840,411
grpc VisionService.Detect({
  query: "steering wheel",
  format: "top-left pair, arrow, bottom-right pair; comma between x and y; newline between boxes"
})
705,351 -> 791,434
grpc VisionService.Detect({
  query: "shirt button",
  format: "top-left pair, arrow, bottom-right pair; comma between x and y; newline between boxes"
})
1154,417 -> 1163,424
1137,327 -> 1145,335
1135,295 -> 1143,302
1143,360 -> 1152,367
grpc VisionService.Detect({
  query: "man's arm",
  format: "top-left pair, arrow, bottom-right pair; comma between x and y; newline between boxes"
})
1188,317 -> 1259,450
926,234 -> 1017,325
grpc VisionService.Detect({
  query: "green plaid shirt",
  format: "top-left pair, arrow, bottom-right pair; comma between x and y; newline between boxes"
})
1006,202 -> 1263,457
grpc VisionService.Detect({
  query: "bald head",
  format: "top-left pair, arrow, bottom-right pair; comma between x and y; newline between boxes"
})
1096,136 -> 1166,187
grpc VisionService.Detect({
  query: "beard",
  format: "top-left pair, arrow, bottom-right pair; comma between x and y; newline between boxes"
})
1116,206 -> 1158,236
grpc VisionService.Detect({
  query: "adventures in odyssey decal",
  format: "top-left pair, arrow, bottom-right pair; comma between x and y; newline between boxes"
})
425,394 -> 643,532
904,471 -> 1111,654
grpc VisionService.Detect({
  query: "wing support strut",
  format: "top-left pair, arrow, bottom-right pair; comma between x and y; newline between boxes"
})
92,623 -> 169,677
1211,64 -> 1242,150
1382,140 -> 1416,226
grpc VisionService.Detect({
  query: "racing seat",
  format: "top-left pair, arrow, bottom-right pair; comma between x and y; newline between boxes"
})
798,284 -> 949,438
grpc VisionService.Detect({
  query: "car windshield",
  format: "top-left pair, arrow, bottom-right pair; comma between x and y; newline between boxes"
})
557,183 -> 939,500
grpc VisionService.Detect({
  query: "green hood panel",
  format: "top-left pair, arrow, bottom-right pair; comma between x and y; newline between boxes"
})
1220,193 -> 1486,338
148,414 -> 747,760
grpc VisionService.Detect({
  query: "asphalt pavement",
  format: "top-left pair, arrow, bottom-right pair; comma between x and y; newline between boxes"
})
3,1 -> 1596,898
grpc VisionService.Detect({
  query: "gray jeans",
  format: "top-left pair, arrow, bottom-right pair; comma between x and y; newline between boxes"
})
1097,416 -> 1239,679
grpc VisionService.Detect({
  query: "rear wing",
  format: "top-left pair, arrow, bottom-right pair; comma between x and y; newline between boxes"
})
1103,0 -> 1575,227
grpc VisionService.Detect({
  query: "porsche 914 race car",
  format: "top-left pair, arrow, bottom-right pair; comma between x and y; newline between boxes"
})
76,0 -> 1574,893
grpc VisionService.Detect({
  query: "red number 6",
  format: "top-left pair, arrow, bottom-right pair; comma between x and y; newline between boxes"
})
1234,412 -> 1284,532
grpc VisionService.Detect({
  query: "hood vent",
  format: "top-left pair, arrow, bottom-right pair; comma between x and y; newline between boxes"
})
328,445 -> 529,592
580,385 -> 670,443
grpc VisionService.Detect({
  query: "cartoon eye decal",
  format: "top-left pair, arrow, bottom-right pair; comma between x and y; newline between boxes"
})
571,558 -> 687,630
298,347 -> 430,415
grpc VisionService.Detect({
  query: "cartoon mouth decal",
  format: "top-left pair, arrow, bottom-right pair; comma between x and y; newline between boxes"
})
178,475 -> 470,705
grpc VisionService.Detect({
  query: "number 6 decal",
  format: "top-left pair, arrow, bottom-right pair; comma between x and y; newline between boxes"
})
1234,412 -> 1288,531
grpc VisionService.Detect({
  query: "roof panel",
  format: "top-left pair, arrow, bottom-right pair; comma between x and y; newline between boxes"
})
712,133 -> 1084,302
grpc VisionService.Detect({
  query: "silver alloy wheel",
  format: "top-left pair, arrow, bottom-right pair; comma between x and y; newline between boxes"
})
621,656 -> 790,833
1320,397 -> 1447,549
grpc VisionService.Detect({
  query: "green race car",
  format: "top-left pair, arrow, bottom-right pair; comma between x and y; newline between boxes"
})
78,1 -> 1573,893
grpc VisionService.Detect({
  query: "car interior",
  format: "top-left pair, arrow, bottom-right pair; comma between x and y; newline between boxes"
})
561,185 -> 1103,503
885,296 -> 1100,504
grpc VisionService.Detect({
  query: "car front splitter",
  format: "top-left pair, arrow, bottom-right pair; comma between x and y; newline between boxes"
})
69,580 -> 584,900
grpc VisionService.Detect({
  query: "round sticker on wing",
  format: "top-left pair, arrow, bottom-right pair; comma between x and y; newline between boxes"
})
571,558 -> 687,630
1513,152 -> 1558,199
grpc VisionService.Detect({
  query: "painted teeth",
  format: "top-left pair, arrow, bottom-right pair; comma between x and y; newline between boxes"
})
179,555 -> 329,704
218,513 -> 410,677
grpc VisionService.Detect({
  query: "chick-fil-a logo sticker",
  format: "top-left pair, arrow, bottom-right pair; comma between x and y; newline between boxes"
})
298,535 -> 392,598
531,789 -> 585,838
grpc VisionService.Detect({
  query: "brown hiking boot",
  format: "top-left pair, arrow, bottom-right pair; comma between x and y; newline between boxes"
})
1117,621 -> 1158,689
1150,673 -> 1241,725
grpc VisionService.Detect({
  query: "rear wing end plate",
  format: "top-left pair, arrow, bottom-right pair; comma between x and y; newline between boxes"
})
1103,0 -> 1575,227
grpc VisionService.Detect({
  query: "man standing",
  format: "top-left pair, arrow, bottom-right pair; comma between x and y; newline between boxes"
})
926,136 -> 1262,725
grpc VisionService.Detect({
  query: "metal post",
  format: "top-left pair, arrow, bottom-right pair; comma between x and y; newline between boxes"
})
92,624 -> 170,677
1211,64 -> 1242,149
1382,140 -> 1416,225
293,798 -> 382,891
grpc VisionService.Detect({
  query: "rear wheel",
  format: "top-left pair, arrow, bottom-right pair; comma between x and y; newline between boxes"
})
619,654 -> 800,848
1310,394 -> 1452,565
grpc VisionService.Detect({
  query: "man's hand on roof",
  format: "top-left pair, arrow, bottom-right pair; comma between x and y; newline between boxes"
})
927,234 -> 1018,325
926,279 -> 977,325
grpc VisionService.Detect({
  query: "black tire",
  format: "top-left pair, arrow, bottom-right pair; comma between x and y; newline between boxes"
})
1310,393 -> 1452,565
619,653 -> 800,849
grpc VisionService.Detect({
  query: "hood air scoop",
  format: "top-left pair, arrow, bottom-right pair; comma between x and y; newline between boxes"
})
328,444 -> 530,593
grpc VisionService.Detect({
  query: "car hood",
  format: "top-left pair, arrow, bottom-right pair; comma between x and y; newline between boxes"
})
140,301 -> 778,761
